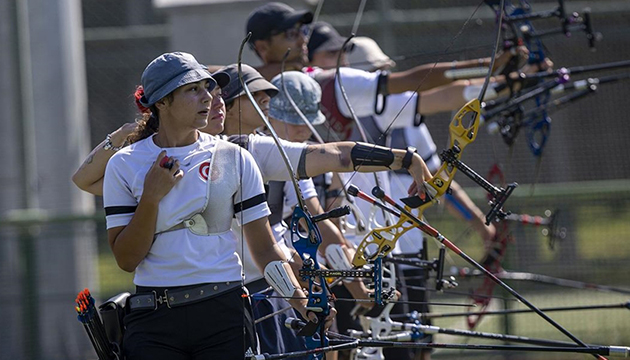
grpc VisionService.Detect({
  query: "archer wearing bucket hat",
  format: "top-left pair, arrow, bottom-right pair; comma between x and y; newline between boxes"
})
102,50 -> 321,360
270,71 -> 325,129
138,52 -> 228,108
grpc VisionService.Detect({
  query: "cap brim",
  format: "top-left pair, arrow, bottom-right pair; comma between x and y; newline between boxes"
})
308,111 -> 326,126
279,10 -> 313,31
248,77 -> 279,98
314,36 -> 347,54
224,76 -> 279,104
211,71 -> 231,89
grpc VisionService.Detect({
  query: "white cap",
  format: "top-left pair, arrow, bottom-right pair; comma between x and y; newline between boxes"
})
347,36 -> 396,72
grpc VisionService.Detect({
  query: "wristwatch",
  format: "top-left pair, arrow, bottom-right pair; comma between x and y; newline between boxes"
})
103,133 -> 124,152
402,146 -> 417,170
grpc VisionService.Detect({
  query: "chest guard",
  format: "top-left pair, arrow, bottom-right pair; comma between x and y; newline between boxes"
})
157,139 -> 241,236
313,69 -> 355,141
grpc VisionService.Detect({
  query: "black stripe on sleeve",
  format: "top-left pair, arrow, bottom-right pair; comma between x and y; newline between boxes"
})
413,94 -> 423,126
233,193 -> 267,214
297,147 -> 309,179
227,134 -> 250,149
105,206 -> 138,216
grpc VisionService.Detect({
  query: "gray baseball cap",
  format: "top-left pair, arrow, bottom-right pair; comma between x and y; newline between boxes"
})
346,36 -> 396,71
269,71 -> 325,126
219,64 -> 279,104
139,52 -> 216,107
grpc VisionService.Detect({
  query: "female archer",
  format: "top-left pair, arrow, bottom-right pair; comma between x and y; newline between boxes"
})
102,52 -> 327,359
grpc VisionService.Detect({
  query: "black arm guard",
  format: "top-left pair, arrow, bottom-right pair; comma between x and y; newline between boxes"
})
350,142 -> 395,171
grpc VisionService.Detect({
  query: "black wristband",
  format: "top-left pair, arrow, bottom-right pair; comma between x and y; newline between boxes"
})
402,146 -> 417,170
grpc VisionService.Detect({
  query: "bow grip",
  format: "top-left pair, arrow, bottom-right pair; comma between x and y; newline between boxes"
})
311,205 -> 351,223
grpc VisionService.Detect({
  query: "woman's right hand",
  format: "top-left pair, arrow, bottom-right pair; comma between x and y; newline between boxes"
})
142,151 -> 184,203
110,122 -> 137,148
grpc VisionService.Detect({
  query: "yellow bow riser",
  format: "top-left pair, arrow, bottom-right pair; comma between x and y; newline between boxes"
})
352,212 -> 415,267
352,99 -> 483,267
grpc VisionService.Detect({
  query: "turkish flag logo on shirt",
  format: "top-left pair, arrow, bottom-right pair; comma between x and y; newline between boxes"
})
199,161 -> 211,181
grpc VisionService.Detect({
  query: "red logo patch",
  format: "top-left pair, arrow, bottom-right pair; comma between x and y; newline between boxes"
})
199,161 -> 211,181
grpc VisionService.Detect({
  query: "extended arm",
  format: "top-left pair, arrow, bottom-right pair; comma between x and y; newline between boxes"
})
303,142 -> 432,195
387,50 -> 520,94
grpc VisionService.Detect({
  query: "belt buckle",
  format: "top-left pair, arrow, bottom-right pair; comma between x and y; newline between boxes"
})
152,290 -> 172,309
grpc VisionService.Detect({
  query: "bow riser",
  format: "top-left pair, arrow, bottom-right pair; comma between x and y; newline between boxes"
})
352,212 -> 415,268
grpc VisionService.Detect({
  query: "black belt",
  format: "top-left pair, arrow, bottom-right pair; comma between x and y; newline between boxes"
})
128,281 -> 241,311
245,278 -> 271,294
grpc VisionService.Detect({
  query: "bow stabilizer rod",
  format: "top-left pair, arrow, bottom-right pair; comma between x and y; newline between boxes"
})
368,185 -> 608,359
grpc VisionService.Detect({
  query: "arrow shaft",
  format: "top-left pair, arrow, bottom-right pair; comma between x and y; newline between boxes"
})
417,303 -> 629,319
374,192 -> 598,353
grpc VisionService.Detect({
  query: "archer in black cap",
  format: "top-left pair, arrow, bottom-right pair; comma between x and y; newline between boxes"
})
246,2 -> 313,65
307,22 -> 348,64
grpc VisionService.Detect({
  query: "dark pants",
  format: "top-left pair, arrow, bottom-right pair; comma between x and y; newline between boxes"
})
398,266 -> 433,359
123,287 -> 255,360
251,289 -> 309,360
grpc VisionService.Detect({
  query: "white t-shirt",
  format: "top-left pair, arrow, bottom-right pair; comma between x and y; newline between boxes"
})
324,71 -> 439,254
305,67 -> 418,132
103,132 -> 270,287
220,133 -> 316,283
242,134 -> 307,182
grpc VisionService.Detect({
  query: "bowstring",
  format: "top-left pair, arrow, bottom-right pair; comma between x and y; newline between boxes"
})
236,67 -> 249,355
325,0 -> 492,216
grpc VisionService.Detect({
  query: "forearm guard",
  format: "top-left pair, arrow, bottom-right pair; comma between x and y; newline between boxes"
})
264,261 -> 299,298
350,142 -> 395,171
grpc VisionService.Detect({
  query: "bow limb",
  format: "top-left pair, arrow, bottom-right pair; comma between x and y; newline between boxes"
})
397,0 -> 506,221
335,35 -> 396,229
238,35 -> 306,211
335,0 -> 505,225
279,52 -> 369,238
464,163 -> 511,330
304,0 -> 325,43
238,34 -> 332,358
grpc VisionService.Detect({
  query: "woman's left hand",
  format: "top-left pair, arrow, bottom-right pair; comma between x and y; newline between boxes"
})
407,153 -> 433,196
289,289 -> 337,331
